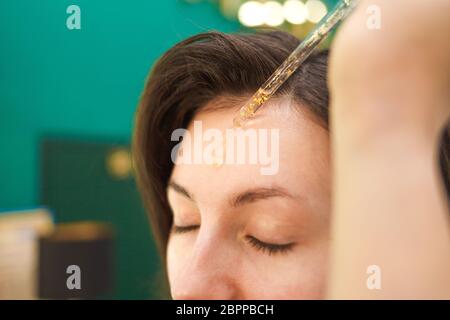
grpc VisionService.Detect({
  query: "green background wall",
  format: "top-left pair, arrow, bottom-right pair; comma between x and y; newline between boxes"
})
0,0 -> 241,300
0,0 -> 240,209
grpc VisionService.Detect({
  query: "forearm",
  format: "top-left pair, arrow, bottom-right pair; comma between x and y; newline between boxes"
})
328,86 -> 450,299
327,0 -> 450,299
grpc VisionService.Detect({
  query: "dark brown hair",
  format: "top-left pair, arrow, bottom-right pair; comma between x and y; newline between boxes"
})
132,30 -> 450,275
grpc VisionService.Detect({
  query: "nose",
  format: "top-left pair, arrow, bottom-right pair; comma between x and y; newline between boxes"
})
170,234 -> 239,300
172,273 -> 237,300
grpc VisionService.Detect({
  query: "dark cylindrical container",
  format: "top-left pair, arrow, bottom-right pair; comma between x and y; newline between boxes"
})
38,222 -> 114,299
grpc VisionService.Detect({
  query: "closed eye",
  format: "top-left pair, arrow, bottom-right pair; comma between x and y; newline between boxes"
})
171,225 -> 295,256
245,235 -> 295,256
172,224 -> 199,234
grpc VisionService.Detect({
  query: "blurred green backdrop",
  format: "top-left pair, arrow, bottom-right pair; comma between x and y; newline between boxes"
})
0,0 -> 240,208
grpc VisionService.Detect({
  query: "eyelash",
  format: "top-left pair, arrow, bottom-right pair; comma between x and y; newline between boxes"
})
172,225 -> 199,234
172,225 -> 295,256
245,235 -> 295,256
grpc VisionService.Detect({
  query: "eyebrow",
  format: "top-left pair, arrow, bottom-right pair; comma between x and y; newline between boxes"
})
230,187 -> 294,207
168,181 -> 194,200
168,180 -> 295,208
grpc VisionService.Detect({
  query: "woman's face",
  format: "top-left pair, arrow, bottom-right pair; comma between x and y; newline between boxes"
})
166,97 -> 331,299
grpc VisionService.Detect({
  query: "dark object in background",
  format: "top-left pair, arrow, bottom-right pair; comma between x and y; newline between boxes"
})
41,138 -> 165,299
38,222 -> 114,299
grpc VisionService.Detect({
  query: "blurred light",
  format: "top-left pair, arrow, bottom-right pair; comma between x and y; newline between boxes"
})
238,1 -> 264,27
220,0 -> 242,20
238,1 -> 285,27
106,148 -> 132,179
283,0 -> 308,25
262,1 -> 285,27
305,0 -> 327,23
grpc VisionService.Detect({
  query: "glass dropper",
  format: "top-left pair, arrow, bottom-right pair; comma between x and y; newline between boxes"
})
233,0 -> 359,127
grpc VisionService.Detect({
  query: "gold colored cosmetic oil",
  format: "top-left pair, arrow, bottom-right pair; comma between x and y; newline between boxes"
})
233,0 -> 359,128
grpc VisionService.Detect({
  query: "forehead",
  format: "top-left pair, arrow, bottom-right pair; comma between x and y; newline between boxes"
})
169,97 -> 330,206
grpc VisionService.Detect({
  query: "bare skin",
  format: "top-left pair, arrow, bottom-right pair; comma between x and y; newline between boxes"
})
328,0 -> 450,299
167,98 -> 331,299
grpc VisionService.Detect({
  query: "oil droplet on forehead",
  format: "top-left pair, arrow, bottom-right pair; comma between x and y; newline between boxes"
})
210,139 -> 225,168
212,159 -> 223,168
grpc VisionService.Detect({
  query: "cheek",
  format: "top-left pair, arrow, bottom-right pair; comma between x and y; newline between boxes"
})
240,237 -> 330,299
166,235 -> 188,285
